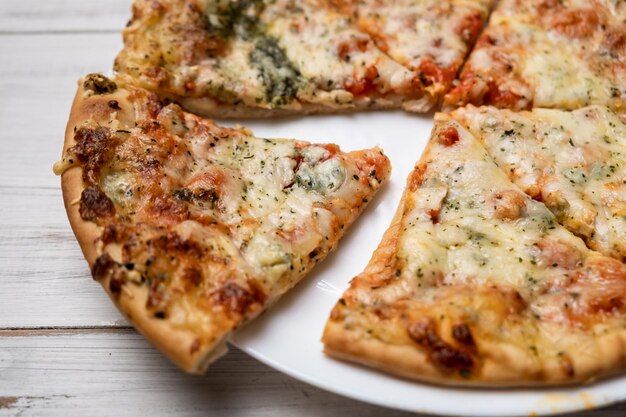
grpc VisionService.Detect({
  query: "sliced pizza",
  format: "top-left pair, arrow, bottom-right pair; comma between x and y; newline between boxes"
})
452,105 -> 626,261
54,74 -> 391,373
444,0 -> 626,113
114,0 -> 492,117
323,113 -> 626,386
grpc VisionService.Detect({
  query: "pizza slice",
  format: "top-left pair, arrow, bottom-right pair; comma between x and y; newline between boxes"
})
444,0 -> 626,114
114,0 -> 492,117
54,74 -> 391,373
323,113 -> 626,385
452,105 -> 626,261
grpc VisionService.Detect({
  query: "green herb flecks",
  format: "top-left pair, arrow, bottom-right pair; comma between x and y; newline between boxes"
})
204,0 -> 263,38
249,36 -> 303,106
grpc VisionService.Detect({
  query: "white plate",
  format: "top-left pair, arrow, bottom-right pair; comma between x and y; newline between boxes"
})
224,112 -> 626,416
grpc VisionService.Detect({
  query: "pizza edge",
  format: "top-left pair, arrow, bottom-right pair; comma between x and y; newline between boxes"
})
60,78 -> 231,373
112,74 -> 436,119
175,94 -> 434,119
324,315 -> 626,387
323,116 -> 626,386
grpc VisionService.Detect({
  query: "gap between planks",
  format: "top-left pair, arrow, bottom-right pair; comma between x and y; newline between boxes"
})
0,30 -> 119,36
0,325 -> 133,337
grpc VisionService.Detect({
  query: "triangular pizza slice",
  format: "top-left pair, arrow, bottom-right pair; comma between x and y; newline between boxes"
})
55,74 -> 390,373
323,112 -> 626,385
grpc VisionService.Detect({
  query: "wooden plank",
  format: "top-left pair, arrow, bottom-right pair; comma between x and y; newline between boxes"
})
0,331 -> 415,417
0,185 -> 126,327
0,34 -> 124,327
0,34 -> 121,189
0,0 -> 129,33
0,330 -> 624,417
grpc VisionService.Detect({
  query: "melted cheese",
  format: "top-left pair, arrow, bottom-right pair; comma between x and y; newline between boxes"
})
446,0 -> 626,112
58,81 -> 391,352
385,120 -> 576,306
325,114 -> 626,383
115,0 -> 492,112
355,0 -> 491,70
454,105 -> 626,260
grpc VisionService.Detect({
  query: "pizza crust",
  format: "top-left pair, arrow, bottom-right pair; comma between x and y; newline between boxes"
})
325,318 -> 626,386
60,79 -> 231,373
106,70 -> 436,119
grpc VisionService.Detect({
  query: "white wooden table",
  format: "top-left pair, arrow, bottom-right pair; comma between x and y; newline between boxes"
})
1,1 -> 625,416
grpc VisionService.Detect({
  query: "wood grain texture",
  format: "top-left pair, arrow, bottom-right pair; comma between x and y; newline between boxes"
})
0,0 -> 625,415
0,331 -> 414,417
0,32 -> 128,327
0,185 -> 126,327
0,34 -> 121,190
0,0 -> 130,33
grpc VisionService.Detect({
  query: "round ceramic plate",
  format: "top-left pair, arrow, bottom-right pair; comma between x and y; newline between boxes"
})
225,112 -> 626,416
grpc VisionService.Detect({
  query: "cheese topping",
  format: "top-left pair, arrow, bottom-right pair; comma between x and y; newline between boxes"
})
114,0 -> 492,114
452,105 -> 626,261
325,114 -> 626,384
444,0 -> 626,113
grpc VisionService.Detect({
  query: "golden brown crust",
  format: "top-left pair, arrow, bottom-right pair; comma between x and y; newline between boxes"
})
110,74 -> 435,119
60,78 -> 224,373
324,319 -> 626,387
174,94 -> 433,119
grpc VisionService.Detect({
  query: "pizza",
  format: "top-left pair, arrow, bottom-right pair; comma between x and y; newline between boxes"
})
53,74 -> 391,373
444,0 -> 626,114
323,113 -> 626,385
452,105 -> 626,261
113,0 -> 492,117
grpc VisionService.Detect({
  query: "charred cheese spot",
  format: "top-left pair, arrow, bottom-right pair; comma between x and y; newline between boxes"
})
108,100 -> 121,110
408,319 -> 474,375
91,253 -> 116,281
451,323 -> 475,348
183,267 -> 203,287
210,281 -> 267,317
109,273 -> 124,296
70,127 -> 114,184
79,186 -> 115,221
149,195 -> 190,223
